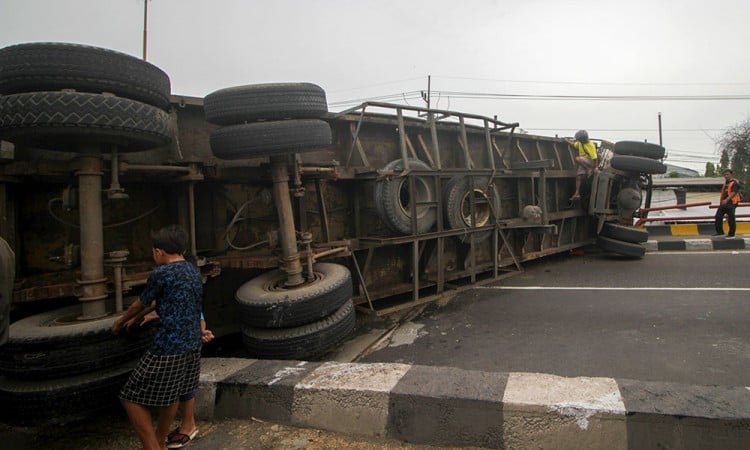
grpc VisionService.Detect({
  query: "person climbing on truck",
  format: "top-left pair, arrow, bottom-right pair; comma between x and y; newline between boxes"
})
564,129 -> 598,201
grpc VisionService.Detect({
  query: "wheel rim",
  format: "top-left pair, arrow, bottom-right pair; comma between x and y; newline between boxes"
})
459,188 -> 492,227
396,176 -> 433,219
262,270 -> 325,292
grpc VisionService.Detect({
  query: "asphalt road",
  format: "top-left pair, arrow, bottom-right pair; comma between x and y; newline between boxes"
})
361,248 -> 750,387
6,247 -> 749,448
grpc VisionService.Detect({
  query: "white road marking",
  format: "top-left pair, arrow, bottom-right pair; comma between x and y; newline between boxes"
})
480,286 -> 750,291
648,250 -> 750,255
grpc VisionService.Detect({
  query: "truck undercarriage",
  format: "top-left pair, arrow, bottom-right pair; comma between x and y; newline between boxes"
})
0,42 -> 664,423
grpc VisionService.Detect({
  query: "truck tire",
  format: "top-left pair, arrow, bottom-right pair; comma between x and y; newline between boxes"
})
204,83 -> 328,125
597,236 -> 645,258
443,176 -> 500,243
600,222 -> 648,244
235,263 -> 352,328
610,155 -> 667,175
0,92 -> 172,152
374,158 -> 437,235
209,119 -> 332,159
240,300 -> 356,360
0,305 -> 154,380
0,361 -> 134,425
0,42 -> 171,110
613,141 -> 665,159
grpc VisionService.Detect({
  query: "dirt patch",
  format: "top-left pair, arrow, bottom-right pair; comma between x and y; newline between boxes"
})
0,407 -> 484,449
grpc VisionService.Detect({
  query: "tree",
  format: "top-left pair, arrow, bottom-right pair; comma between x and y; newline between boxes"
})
705,162 -> 717,177
719,118 -> 749,199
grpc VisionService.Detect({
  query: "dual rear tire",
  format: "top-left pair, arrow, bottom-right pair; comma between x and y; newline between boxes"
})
205,82 -> 331,160
236,263 -> 356,360
206,82 -> 354,359
611,141 -> 666,175
0,42 -> 172,424
0,42 -> 173,153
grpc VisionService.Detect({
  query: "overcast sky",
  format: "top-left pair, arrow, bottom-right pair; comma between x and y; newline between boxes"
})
3,0 -> 750,173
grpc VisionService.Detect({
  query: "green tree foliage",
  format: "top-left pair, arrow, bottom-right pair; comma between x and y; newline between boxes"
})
704,162 -> 717,177
719,118 -> 749,199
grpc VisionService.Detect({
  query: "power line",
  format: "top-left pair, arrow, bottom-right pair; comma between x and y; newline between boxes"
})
431,75 -> 750,88
435,90 -> 750,101
330,89 -> 750,110
327,77 -> 426,94
328,91 -> 423,107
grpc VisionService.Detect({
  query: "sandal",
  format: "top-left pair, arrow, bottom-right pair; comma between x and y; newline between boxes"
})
166,429 -> 198,448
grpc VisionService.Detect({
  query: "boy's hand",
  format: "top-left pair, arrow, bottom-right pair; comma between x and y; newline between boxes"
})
202,329 -> 215,343
140,311 -> 159,325
111,318 -> 124,334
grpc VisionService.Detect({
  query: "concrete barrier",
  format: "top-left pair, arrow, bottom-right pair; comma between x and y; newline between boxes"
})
196,358 -> 750,449
644,237 -> 749,252
647,223 -> 750,236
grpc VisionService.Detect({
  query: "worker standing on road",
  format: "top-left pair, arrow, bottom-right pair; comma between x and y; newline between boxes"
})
714,168 -> 742,238
564,129 -> 598,201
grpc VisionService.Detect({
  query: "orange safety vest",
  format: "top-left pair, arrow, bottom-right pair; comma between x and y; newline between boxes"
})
720,179 -> 741,205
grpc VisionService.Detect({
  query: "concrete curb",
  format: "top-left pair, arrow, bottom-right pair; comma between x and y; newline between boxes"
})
645,237 -> 750,252
646,223 -> 750,236
195,358 -> 750,449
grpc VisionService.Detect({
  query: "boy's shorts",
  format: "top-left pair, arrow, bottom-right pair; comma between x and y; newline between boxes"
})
119,350 -> 200,407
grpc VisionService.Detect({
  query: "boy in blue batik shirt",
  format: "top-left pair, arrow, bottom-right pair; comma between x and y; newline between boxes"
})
112,225 -> 203,450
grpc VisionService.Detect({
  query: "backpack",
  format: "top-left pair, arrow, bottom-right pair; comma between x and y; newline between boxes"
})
736,180 -> 743,202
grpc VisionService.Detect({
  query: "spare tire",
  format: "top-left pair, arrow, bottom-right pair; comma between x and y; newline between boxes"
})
610,155 -> 667,175
374,158 -> 437,235
0,42 -> 171,110
205,83 -> 328,125
443,176 -> 500,243
613,141 -> 665,159
209,119 -> 331,159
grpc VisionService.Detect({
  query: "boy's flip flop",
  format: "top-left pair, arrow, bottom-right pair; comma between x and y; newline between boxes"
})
166,429 -> 198,448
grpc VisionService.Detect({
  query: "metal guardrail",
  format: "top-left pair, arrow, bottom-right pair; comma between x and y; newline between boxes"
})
635,202 -> 750,227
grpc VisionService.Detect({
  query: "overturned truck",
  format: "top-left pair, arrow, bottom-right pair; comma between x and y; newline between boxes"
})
0,43 -> 665,423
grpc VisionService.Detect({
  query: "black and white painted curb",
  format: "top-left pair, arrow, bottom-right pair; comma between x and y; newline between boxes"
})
195,358 -> 750,449
645,237 -> 750,252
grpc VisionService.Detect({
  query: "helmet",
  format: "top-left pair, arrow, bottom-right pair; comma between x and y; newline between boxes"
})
574,130 -> 589,142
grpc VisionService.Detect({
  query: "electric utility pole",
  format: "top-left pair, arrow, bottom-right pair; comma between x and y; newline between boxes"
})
142,0 -> 149,61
